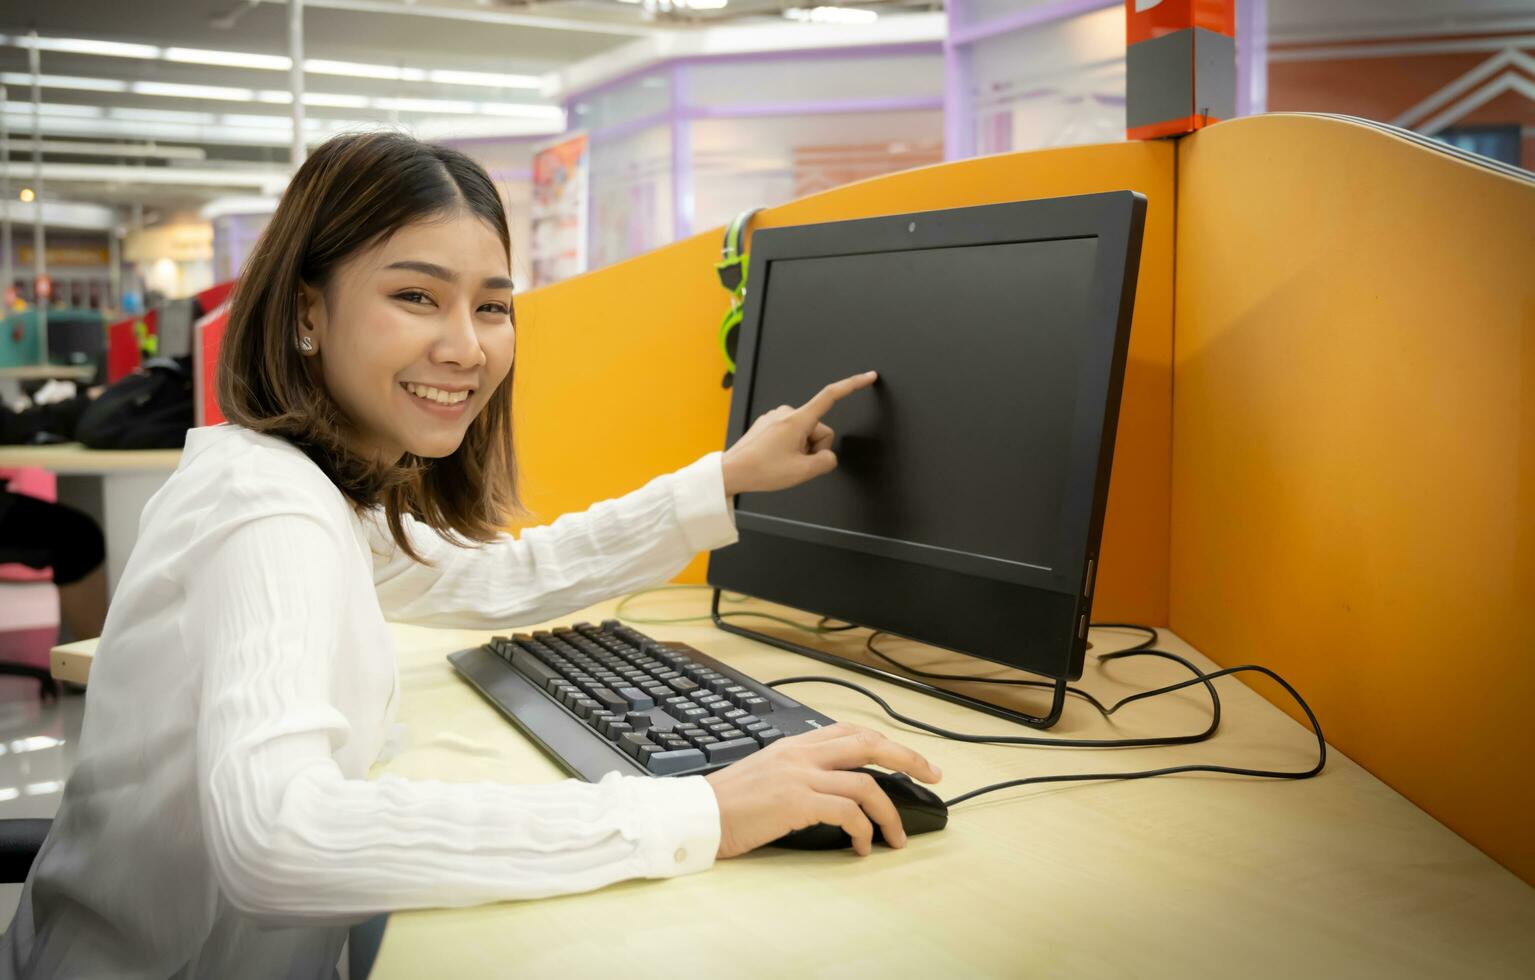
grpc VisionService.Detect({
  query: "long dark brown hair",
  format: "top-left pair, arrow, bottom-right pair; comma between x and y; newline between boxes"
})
217,129 -> 526,561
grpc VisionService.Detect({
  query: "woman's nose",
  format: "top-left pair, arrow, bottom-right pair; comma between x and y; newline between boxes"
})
433,307 -> 486,368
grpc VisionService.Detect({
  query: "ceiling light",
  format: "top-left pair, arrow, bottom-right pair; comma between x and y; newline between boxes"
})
426,69 -> 542,90
0,34 -> 543,92
2,100 -> 103,118
15,36 -> 159,59
19,188 -> 33,203
478,103 -> 566,120
784,6 -> 878,24
306,59 -> 428,82
163,46 -> 290,70
131,81 -> 258,102
0,72 -> 128,93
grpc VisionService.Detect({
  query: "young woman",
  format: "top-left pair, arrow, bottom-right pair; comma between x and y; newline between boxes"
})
0,131 -> 939,979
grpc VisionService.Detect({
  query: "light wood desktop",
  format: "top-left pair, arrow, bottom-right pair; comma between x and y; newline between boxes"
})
52,588 -> 1535,977
0,366 -> 97,383
0,443 -> 180,595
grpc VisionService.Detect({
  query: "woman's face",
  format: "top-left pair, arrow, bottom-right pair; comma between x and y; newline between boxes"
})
299,211 -> 515,461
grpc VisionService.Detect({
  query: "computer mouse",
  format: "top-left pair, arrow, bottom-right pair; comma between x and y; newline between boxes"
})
768,767 -> 948,851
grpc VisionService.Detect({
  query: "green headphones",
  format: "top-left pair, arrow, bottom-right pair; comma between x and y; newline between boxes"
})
715,207 -> 762,389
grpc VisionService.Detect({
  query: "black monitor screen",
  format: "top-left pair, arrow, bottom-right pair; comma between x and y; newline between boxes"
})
736,236 -> 1099,581
710,192 -> 1145,685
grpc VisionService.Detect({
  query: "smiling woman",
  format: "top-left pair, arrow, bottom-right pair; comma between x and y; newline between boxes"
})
0,128 -> 933,980
216,130 -> 526,561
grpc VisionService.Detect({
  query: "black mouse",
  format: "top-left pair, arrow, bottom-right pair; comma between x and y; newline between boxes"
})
768,767 -> 948,851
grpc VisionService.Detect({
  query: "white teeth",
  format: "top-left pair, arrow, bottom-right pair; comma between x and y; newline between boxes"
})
405,383 -> 469,405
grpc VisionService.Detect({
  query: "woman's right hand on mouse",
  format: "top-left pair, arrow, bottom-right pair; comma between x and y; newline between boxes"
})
704,722 -> 942,858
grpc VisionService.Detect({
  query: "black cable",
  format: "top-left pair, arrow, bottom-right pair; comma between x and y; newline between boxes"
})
942,665 -> 1326,805
768,641 -> 1226,749
861,632 -> 1118,716
767,663 -> 1324,808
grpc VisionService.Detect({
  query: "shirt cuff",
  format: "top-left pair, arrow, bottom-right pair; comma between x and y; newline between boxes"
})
671,450 -> 739,554
619,773 -> 721,879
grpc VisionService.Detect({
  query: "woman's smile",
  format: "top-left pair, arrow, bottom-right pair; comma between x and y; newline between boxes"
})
399,380 -> 475,419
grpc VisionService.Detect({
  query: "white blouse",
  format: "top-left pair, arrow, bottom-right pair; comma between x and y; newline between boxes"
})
1,424 -> 740,979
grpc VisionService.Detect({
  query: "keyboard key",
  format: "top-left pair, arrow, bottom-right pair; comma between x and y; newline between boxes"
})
705,738 -> 759,764
602,722 -> 634,742
624,711 -> 652,731
680,707 -> 709,721
735,714 -> 760,728
742,697 -> 771,714
619,732 -> 654,760
648,748 -> 707,775
669,677 -> 701,695
591,688 -> 628,713
572,697 -> 601,720
721,709 -> 748,722
751,728 -> 783,746
617,686 -> 656,710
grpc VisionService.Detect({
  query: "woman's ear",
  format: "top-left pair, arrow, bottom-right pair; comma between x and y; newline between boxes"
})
296,281 -> 328,354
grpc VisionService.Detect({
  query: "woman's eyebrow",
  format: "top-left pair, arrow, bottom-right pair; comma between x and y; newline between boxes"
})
384,260 -> 514,291
384,260 -> 454,282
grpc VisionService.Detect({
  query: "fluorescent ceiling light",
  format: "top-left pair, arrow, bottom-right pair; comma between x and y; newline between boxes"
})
3,100 -> 103,118
20,36 -> 158,59
163,47 -> 290,70
0,72 -> 128,93
3,74 -> 554,117
0,34 -> 544,91
784,6 -> 879,24
427,69 -> 542,88
479,103 -> 566,120
131,81 -> 258,101
305,58 -> 426,82
3,111 -> 562,148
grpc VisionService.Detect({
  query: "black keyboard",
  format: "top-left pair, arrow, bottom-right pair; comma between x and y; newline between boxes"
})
448,619 -> 836,781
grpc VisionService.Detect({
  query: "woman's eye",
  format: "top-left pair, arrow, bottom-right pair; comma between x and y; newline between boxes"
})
479,303 -> 510,315
396,290 -> 433,305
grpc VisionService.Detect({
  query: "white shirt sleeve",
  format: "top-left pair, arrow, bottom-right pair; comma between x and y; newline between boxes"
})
371,450 -> 738,628
187,509 -> 722,925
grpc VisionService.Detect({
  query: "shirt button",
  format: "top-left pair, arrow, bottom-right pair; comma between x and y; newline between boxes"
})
673,847 -> 688,864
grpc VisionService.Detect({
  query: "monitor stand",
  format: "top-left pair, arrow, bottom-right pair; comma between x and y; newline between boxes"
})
709,588 -> 1067,730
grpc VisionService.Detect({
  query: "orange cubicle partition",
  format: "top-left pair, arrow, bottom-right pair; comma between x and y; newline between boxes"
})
513,141 -> 1177,626
510,114 -> 1534,888
1171,114 -> 1535,887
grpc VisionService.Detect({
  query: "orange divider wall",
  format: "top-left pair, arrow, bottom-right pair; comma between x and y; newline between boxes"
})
1171,114 -> 1535,885
511,140 -> 1177,626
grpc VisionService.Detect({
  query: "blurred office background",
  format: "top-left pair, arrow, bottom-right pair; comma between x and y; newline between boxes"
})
0,0 -> 1528,315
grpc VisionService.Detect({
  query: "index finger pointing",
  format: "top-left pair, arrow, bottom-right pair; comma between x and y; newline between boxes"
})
799,370 -> 878,422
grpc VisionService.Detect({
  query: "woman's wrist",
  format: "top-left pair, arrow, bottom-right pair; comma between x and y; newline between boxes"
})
721,453 -> 743,498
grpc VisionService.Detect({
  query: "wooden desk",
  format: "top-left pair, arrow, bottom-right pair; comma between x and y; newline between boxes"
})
0,366 -> 97,383
51,591 -> 1535,977
0,443 -> 180,595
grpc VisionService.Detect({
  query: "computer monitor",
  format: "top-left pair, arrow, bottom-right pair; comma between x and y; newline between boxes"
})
706,191 -> 1146,728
